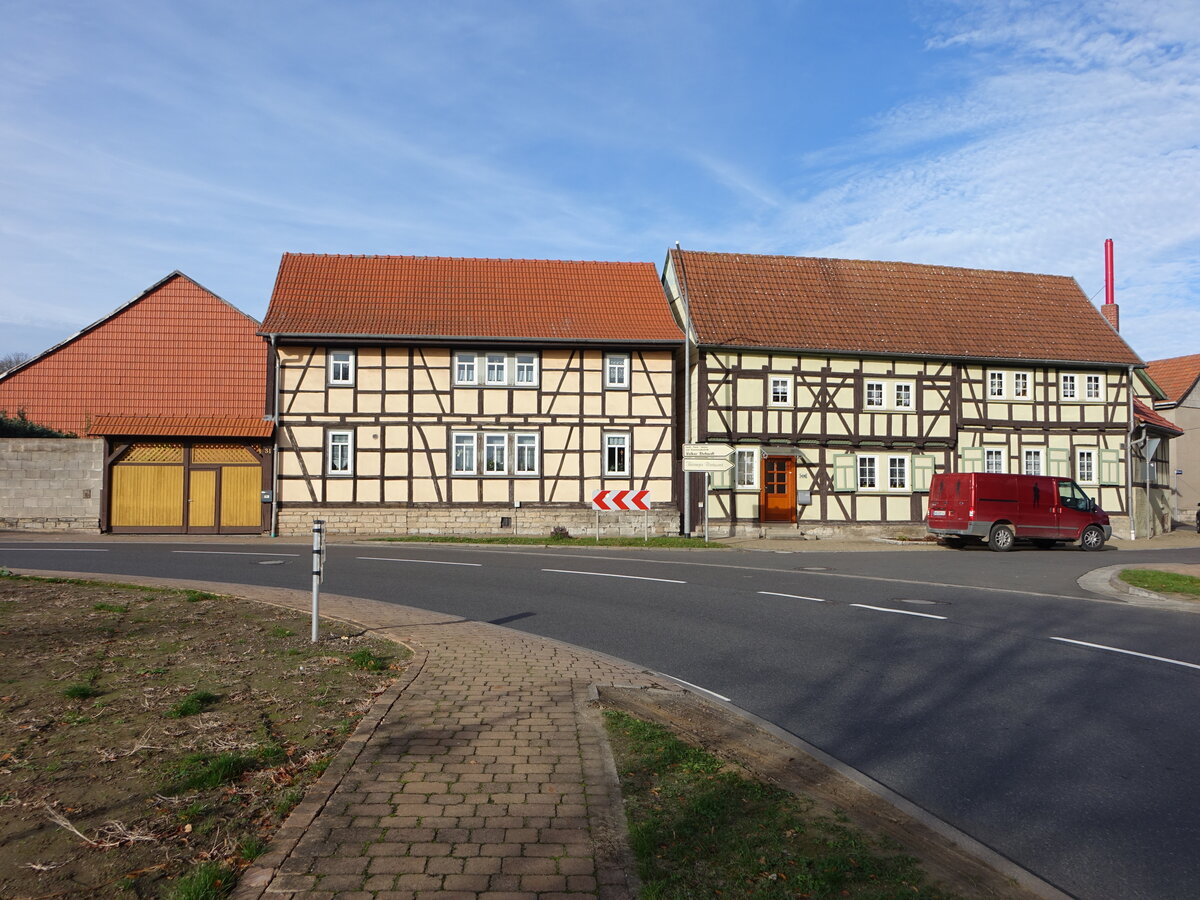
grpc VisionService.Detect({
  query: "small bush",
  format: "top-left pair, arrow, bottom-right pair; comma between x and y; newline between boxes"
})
184,591 -> 217,603
237,835 -> 268,861
167,690 -> 220,718
169,752 -> 257,791
164,861 -> 234,900
347,648 -> 391,672
92,602 -> 128,613
550,525 -> 571,540
269,625 -> 295,638
63,683 -> 101,700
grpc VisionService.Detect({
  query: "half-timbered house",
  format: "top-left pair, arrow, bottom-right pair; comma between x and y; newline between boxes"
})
662,249 -> 1147,538
261,254 -> 683,536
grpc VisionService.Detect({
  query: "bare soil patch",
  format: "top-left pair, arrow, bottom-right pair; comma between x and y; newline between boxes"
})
0,574 -> 407,899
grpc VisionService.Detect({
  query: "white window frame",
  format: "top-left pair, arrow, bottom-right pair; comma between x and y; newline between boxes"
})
514,353 -> 538,387
485,353 -> 508,386
326,430 -> 354,475
1013,371 -> 1031,399
1023,447 -> 1044,476
893,382 -> 914,410
328,350 -> 355,386
454,352 -> 478,386
1084,373 -> 1103,401
888,455 -> 909,490
604,432 -> 630,477
865,380 -> 885,409
1076,448 -> 1096,484
984,448 -> 1006,474
605,352 -> 630,389
483,433 -> 508,473
514,433 -> 539,475
768,376 -> 792,407
1060,373 -> 1077,400
857,455 -> 878,490
734,448 -> 758,489
452,432 -> 477,475
988,371 -> 1005,399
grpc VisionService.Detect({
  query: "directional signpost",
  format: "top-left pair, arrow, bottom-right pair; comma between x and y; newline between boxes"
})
681,444 -> 734,541
591,489 -> 652,542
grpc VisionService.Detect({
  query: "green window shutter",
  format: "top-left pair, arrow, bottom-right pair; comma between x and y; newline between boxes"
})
1099,448 -> 1122,485
831,454 -> 856,492
912,454 -> 937,492
1047,448 -> 1071,477
959,447 -> 984,473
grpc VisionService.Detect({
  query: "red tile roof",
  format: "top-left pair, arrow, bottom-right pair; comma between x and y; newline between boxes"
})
1145,354 -> 1200,405
0,273 -> 268,436
261,253 -> 683,343
1133,399 -> 1183,435
670,250 -> 1143,366
88,415 -> 273,438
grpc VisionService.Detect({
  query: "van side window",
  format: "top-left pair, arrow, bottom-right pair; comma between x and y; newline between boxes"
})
1058,481 -> 1088,510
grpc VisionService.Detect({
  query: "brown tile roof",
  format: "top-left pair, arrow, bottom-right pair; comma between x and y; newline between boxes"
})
261,253 -> 683,343
1133,399 -> 1183,435
0,273 -> 268,436
1145,354 -> 1200,405
88,415 -> 273,438
670,250 -> 1143,366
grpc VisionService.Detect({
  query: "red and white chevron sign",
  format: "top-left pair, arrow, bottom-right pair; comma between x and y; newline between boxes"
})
591,489 -> 651,511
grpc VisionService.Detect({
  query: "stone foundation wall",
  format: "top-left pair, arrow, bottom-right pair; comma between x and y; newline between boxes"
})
0,439 -> 103,532
276,504 -> 682,539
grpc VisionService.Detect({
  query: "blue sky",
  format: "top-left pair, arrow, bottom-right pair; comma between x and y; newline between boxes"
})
2,0 -> 1197,363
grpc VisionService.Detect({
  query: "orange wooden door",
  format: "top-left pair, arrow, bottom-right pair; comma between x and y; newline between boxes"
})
760,457 -> 796,522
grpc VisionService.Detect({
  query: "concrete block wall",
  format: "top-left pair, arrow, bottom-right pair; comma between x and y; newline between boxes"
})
0,439 -> 103,532
277,503 -> 681,538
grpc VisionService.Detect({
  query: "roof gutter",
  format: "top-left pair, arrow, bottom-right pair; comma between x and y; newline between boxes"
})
269,333 -> 280,539
258,332 -> 683,346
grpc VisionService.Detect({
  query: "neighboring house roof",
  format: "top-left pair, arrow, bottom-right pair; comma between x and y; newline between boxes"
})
1145,354 -> 1200,406
0,273 -> 268,436
261,253 -> 684,344
1133,399 -> 1183,436
669,250 -> 1143,366
88,415 -> 273,439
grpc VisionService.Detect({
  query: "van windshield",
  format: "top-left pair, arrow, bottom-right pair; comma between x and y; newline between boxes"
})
1058,480 -> 1091,510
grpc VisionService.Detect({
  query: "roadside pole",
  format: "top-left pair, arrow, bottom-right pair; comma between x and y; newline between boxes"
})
311,520 -> 325,643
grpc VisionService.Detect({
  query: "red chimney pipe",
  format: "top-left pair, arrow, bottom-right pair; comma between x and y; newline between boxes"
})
1104,238 -> 1115,305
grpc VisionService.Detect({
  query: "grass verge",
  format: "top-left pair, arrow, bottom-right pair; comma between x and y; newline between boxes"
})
1119,568 -> 1200,598
372,534 -> 726,548
604,710 -> 958,899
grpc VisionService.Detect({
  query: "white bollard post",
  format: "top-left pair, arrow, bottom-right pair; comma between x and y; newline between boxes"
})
311,519 -> 324,643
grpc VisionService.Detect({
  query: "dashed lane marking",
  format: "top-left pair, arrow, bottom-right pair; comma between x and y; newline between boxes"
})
542,568 -> 686,584
851,604 -> 947,621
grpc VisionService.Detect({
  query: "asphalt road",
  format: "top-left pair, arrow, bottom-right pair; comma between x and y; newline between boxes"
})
4,538 -> 1200,900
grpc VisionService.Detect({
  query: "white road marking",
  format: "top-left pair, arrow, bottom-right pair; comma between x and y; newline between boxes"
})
851,604 -> 947,621
0,547 -> 108,552
668,676 -> 732,702
758,591 -> 827,602
542,568 -> 686,584
357,557 -> 482,567
1050,637 -> 1200,672
173,551 -> 300,557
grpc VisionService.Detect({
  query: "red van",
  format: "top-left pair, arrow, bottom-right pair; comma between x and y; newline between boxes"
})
926,472 -> 1111,551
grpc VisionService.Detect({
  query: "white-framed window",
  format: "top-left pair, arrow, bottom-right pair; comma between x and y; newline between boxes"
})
484,433 -> 507,472
1085,373 -> 1103,401
735,448 -> 758,489
485,353 -> 507,385
857,455 -> 878,490
984,448 -> 1006,473
604,432 -> 630,476
605,352 -> 630,389
888,456 -> 908,490
328,350 -> 355,386
454,351 -> 478,385
1076,448 -> 1096,483
452,432 -> 477,474
769,376 -> 792,406
326,430 -> 354,475
1060,373 -> 1077,400
515,353 -> 538,386
1013,371 -> 1031,399
1023,448 -> 1044,476
988,371 -> 1005,398
865,381 -> 885,409
515,433 -> 539,474
894,383 -> 913,409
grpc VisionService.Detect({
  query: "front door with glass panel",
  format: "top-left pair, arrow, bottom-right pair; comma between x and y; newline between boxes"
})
760,457 -> 796,523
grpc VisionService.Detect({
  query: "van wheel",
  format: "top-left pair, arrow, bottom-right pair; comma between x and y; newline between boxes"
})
988,524 -> 1015,552
1080,525 -> 1106,551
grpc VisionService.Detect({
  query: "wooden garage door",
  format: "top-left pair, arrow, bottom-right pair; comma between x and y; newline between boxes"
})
110,444 -> 186,528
